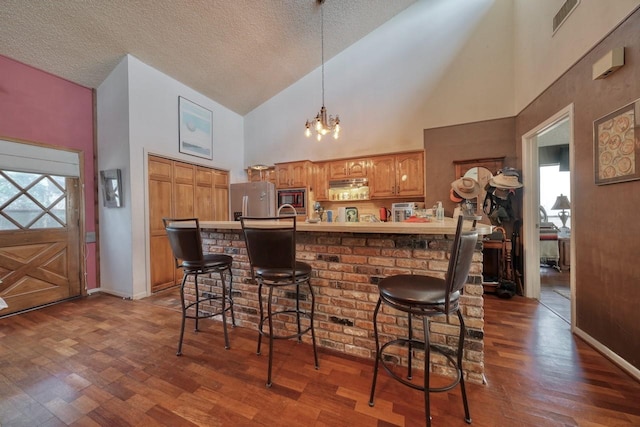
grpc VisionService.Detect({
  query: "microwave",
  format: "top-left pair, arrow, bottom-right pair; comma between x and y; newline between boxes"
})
276,188 -> 307,215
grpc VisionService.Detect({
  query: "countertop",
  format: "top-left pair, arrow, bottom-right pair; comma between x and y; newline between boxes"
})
198,218 -> 492,235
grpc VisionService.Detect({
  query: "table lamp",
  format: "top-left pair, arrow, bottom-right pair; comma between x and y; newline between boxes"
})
551,194 -> 571,229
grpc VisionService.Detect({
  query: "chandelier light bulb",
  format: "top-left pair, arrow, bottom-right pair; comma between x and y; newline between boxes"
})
317,133 -> 322,141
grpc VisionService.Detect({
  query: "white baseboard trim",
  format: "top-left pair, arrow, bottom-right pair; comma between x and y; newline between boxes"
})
574,326 -> 640,382
88,288 -> 148,300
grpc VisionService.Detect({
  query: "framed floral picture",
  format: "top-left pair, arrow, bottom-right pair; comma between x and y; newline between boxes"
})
594,99 -> 640,185
179,96 -> 213,159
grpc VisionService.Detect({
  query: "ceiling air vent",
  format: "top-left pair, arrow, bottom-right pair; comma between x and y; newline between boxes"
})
553,0 -> 580,34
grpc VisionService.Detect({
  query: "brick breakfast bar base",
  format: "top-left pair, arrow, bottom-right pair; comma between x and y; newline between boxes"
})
181,219 -> 491,384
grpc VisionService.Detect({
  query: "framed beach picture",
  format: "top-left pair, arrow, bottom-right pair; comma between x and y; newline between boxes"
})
179,96 -> 213,159
594,99 -> 640,185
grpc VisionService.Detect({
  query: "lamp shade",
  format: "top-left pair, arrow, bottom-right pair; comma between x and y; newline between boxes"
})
551,194 -> 571,210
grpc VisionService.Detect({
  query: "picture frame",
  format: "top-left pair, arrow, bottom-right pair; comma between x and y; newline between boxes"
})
179,96 -> 213,160
594,99 -> 640,185
100,169 -> 123,208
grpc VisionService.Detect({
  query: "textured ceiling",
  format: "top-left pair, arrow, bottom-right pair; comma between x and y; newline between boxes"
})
1,0 -> 417,115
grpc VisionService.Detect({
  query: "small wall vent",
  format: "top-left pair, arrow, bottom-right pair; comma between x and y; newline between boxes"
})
553,0 -> 580,34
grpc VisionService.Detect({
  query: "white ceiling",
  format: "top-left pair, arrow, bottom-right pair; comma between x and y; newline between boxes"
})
1,0 -> 417,115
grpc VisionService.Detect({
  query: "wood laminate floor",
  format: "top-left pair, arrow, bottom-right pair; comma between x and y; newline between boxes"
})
0,287 -> 638,426
540,266 -> 571,323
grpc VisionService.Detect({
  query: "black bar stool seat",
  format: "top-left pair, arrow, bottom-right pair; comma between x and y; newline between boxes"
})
255,261 -> 311,281
379,275 -> 461,309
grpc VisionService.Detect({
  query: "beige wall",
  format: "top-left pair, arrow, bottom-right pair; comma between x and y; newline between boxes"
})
423,8 -> 640,373
423,117 -> 516,217
515,8 -> 640,369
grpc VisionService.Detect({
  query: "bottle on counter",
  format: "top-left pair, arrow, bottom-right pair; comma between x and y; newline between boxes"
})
436,201 -> 444,222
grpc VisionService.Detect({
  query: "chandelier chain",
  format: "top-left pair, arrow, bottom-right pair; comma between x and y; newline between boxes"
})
321,1 -> 325,106
304,0 -> 340,141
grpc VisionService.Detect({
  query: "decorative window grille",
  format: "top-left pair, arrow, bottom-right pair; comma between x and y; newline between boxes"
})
0,171 -> 67,230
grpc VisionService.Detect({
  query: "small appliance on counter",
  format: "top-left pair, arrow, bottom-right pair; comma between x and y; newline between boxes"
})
230,181 -> 276,220
391,202 -> 425,222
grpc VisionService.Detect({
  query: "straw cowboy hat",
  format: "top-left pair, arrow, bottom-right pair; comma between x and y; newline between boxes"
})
490,173 -> 523,189
451,177 -> 481,200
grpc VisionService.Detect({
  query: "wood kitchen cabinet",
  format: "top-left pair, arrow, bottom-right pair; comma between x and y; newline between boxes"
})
148,155 -> 229,293
370,151 -> 424,198
212,171 -> 229,221
313,161 -> 330,201
328,158 -> 368,180
195,167 -> 214,221
275,160 -> 310,188
247,166 -> 276,184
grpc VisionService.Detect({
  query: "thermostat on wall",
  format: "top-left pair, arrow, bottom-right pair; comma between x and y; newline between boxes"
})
592,47 -> 624,80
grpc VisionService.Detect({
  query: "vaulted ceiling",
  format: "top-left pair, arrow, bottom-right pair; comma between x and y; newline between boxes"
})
1,0 -> 417,115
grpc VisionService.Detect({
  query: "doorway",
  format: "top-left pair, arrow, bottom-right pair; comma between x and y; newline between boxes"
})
521,104 -> 575,329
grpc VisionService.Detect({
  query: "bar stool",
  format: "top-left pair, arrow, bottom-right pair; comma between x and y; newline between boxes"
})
240,215 -> 319,387
163,218 -> 235,355
369,215 -> 480,426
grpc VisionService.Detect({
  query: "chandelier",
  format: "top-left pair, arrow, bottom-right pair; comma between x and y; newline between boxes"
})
305,0 -> 340,141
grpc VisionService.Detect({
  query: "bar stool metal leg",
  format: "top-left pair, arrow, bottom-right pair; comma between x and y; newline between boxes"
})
176,274 -> 189,356
193,273 -> 200,332
423,316 -> 432,427
256,282 -> 265,356
408,314 -> 413,380
368,298 -> 382,407
219,269 -> 230,350
457,310 -> 471,423
308,280 -> 319,369
227,267 -> 236,327
266,285 -> 275,388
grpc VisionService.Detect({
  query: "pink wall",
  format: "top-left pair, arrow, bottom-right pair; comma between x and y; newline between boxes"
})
0,54 -> 97,290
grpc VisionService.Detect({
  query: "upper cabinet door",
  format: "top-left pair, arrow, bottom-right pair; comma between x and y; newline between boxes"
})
369,156 -> 396,198
346,159 -> 368,178
328,158 -> 369,179
195,167 -> 214,221
173,162 -> 195,218
313,162 -> 330,201
276,161 -> 310,188
370,152 -> 424,199
395,152 -> 424,196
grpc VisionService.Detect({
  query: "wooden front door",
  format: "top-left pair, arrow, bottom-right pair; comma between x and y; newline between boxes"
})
0,172 -> 81,316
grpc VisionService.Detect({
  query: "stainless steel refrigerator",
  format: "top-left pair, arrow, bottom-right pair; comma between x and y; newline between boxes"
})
229,181 -> 276,220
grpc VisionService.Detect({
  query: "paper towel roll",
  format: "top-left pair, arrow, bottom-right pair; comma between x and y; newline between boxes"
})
337,207 -> 346,222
